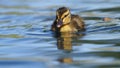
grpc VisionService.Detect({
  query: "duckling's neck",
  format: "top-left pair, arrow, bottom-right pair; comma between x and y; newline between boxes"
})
60,23 -> 77,32
60,25 -> 71,32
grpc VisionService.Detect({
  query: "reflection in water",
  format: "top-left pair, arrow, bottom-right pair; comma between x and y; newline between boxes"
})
54,32 -> 85,63
58,57 -> 73,64
57,36 -> 72,51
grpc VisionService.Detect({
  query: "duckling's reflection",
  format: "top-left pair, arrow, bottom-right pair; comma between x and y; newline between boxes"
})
57,33 -> 72,51
58,57 -> 73,64
55,32 -> 84,51
55,32 -> 85,63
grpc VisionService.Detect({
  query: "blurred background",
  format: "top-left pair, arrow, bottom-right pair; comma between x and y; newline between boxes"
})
0,0 -> 120,68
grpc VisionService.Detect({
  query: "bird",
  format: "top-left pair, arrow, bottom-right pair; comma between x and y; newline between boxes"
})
51,7 -> 85,32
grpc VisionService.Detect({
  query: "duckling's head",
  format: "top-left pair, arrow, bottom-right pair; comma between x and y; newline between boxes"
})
56,7 -> 71,28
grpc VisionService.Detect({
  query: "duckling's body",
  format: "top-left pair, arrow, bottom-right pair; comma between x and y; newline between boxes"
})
51,7 -> 85,32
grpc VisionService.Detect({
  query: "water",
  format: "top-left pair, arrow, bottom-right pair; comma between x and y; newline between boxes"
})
0,0 -> 120,68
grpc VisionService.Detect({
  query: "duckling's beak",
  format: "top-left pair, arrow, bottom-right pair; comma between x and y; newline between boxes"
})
57,19 -> 63,28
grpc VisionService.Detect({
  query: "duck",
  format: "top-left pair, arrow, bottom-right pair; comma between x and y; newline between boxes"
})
51,7 -> 85,32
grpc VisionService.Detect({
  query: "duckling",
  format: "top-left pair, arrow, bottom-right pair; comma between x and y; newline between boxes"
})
51,7 -> 85,32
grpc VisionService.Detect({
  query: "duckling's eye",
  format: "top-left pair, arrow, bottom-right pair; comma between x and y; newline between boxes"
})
64,14 -> 68,17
